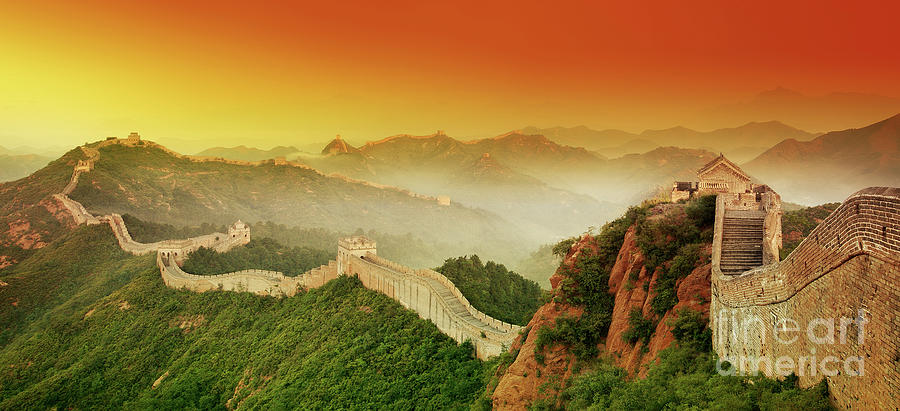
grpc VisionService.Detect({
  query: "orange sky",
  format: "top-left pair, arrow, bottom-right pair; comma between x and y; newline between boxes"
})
1,0 -> 899,152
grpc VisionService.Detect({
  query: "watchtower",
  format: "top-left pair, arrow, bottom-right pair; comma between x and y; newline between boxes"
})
337,236 -> 377,275
74,160 -> 93,172
228,220 -> 250,243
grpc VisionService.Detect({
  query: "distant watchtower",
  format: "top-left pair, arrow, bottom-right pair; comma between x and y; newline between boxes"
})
697,155 -> 751,194
228,220 -> 250,243
337,236 -> 377,275
126,132 -> 141,144
74,160 -> 93,172
672,154 -> 753,202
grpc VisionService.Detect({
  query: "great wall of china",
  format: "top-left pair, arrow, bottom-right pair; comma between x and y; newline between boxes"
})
710,187 -> 900,410
46,137 -> 900,403
52,138 -> 520,358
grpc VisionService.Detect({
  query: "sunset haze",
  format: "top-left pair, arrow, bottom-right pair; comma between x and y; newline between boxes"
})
2,0 -> 900,151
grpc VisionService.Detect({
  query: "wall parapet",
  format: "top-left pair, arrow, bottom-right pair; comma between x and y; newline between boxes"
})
711,187 -> 900,410
713,187 -> 899,307
361,253 -> 521,333
348,254 -> 521,358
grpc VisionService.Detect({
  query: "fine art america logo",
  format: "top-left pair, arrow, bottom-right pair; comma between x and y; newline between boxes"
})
714,309 -> 867,377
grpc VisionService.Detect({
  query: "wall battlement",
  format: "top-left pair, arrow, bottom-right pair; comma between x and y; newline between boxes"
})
342,251 -> 522,358
711,187 -> 900,410
53,146 -> 518,359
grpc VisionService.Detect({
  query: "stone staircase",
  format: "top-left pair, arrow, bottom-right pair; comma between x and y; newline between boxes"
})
419,276 -> 500,332
720,210 -> 766,275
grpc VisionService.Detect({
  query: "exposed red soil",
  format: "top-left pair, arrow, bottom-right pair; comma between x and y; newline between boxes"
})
42,197 -> 77,229
492,205 -> 712,407
492,235 -> 594,410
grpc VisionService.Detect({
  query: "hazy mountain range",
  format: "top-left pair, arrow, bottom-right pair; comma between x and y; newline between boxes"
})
304,132 -> 620,240
523,120 -> 817,163
3,113 -> 897,259
194,114 -> 899,209
702,87 -> 900,132
744,113 -> 900,204
194,145 -> 305,162
188,131 -> 723,241
0,153 -> 52,183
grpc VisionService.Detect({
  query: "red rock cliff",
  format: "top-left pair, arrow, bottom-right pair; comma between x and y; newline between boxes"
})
492,205 -> 711,409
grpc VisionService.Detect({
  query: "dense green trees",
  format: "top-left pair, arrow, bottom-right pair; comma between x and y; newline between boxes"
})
0,227 -> 493,409
781,203 -> 840,258
435,255 -> 542,325
121,213 -> 226,243
181,238 -> 332,276
536,204 -> 650,361
560,310 -> 832,410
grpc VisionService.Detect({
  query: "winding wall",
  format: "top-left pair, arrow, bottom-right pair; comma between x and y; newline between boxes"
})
52,140 -> 519,358
342,252 -> 521,358
711,187 -> 900,410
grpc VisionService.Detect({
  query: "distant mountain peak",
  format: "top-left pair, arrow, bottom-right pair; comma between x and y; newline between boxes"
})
486,130 -> 538,140
744,113 -> 900,204
364,131 -> 454,147
882,112 -> 900,124
322,135 -> 359,156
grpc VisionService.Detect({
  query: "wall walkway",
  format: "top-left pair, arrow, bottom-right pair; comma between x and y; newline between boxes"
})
711,187 -> 900,410
344,253 -> 521,358
51,141 -> 518,358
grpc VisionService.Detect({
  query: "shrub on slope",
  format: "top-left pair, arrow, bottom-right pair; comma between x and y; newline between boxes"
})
0,227 -> 492,409
435,255 -> 542,325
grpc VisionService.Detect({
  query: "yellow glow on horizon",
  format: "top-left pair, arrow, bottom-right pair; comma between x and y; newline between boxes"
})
2,0 -> 898,153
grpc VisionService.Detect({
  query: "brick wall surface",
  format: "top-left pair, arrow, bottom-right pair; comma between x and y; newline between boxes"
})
712,187 -> 900,410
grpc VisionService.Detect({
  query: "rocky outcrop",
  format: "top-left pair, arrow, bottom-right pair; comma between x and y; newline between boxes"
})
492,235 -> 593,410
321,136 -> 360,156
492,205 -> 713,409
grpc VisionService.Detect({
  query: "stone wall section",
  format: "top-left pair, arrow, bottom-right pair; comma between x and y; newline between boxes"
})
344,253 -> 522,358
51,140 -> 518,358
711,187 -> 900,410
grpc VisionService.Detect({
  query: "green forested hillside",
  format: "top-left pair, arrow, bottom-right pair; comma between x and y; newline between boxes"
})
0,227 -> 492,409
68,143 -> 530,265
560,323 -> 832,410
435,255 -> 542,326
121,213 -> 228,243
0,148 -> 85,266
514,243 -> 561,289
781,202 -> 841,258
181,238 -> 332,276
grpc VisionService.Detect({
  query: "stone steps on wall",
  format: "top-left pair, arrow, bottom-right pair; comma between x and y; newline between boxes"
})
720,212 -> 765,275
418,275 -> 503,332
724,209 -> 766,218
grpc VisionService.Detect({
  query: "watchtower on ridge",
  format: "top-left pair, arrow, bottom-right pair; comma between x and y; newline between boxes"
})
337,236 -> 377,275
